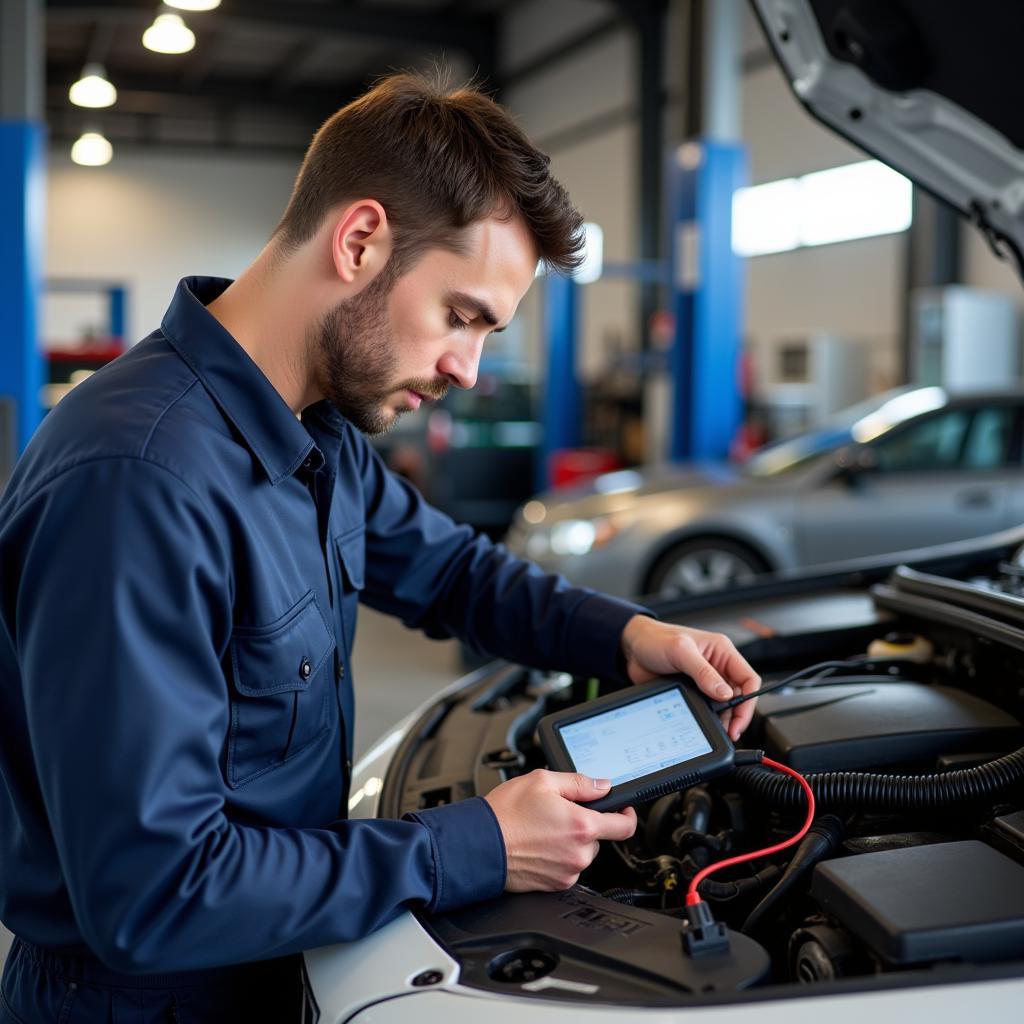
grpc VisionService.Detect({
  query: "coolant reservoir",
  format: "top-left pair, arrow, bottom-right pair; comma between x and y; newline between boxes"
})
867,632 -> 934,663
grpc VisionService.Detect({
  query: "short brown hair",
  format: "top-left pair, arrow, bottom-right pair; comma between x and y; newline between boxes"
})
274,70 -> 584,274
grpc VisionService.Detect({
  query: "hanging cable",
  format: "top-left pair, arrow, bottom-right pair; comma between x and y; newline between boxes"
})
685,756 -> 816,907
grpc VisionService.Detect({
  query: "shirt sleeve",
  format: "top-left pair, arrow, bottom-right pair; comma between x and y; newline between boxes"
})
354,435 -> 647,681
8,456 -> 506,973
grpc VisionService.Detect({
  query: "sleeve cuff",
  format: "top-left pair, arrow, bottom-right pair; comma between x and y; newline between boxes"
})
563,593 -> 653,685
403,796 -> 507,913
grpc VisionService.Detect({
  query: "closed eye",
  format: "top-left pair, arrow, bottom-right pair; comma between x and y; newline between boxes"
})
449,308 -> 470,330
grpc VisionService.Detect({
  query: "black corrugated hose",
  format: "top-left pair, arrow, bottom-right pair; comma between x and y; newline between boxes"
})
734,746 -> 1024,811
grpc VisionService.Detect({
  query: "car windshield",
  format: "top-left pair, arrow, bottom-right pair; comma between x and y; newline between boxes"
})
744,386 -> 944,477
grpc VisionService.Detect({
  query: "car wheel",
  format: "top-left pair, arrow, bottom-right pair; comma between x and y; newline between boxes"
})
645,539 -> 769,597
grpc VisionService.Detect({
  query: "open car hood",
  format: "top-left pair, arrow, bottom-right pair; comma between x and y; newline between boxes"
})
750,0 -> 1024,276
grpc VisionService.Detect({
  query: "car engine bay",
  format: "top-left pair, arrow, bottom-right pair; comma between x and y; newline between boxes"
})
377,554 -> 1024,1005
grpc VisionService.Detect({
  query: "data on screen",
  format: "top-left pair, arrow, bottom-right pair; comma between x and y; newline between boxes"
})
558,689 -> 713,786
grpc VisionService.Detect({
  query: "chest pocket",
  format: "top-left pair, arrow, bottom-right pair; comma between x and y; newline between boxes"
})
227,590 -> 334,789
334,526 -> 365,657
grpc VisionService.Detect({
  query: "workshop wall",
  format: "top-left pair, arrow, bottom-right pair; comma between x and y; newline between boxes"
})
503,0 -> 909,404
45,151 -> 298,345
740,56 -> 906,392
502,0 -> 638,383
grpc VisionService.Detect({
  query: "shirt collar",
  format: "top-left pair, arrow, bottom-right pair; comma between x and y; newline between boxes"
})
161,276 -> 319,485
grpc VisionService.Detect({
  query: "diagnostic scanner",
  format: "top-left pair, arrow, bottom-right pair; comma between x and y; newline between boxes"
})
538,678 -> 735,812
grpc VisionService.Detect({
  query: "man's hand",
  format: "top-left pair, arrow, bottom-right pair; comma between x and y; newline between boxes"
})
484,770 -> 637,892
620,615 -> 761,741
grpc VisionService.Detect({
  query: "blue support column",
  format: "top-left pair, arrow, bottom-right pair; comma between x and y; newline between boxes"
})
109,286 -> 127,342
667,139 -> 747,461
0,120 -> 46,455
540,272 -> 581,489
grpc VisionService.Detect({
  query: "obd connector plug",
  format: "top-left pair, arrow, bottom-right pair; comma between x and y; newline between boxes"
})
681,899 -> 730,957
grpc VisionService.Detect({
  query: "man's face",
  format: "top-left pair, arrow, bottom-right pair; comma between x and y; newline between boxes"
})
311,215 -> 539,434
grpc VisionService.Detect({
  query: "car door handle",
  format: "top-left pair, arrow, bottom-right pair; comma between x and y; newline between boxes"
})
958,489 -> 995,509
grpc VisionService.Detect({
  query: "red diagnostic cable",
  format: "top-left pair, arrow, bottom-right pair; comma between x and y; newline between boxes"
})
685,756 -> 816,907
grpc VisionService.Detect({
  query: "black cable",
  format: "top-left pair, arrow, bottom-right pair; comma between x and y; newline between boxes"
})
740,815 -> 844,935
734,746 -> 1024,810
713,659 -> 862,711
714,656 -> 917,711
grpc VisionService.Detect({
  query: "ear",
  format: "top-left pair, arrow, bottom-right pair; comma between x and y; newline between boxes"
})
329,200 -> 392,286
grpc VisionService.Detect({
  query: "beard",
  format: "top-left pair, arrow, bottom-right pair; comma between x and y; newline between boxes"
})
310,269 -> 448,435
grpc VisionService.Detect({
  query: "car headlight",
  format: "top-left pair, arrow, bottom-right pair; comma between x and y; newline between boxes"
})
537,516 -> 621,557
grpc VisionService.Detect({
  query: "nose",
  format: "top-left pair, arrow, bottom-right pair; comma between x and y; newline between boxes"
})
437,334 -> 484,390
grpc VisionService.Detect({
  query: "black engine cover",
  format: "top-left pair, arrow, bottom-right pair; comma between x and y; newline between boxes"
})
812,840 -> 1024,965
753,682 -> 1022,772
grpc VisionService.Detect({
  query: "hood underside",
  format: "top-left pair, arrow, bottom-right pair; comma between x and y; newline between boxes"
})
750,0 -> 1024,277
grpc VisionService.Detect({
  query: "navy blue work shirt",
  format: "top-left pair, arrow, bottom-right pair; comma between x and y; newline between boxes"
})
0,277 -> 644,974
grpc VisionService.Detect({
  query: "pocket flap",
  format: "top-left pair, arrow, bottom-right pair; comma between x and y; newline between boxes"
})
230,591 -> 334,697
335,526 -> 366,590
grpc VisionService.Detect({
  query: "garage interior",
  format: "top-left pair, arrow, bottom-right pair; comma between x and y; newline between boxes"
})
4,0 -> 1024,991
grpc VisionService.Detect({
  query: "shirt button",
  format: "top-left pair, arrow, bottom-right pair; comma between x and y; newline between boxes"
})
336,662 -> 345,680
299,658 -> 312,679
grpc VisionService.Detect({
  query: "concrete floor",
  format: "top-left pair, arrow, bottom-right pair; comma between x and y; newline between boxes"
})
0,607 -> 463,975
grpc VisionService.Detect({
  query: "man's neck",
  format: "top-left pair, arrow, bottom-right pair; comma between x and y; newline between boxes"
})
206,245 -> 322,415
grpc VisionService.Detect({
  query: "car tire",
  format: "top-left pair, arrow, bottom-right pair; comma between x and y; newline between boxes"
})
644,538 -> 769,597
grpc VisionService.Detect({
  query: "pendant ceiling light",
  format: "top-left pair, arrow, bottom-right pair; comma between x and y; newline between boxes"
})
69,63 -> 117,108
142,12 -> 196,54
71,130 -> 113,167
164,0 -> 221,9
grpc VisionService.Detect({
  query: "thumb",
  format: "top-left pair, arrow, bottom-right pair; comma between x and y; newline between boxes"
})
550,772 -> 611,801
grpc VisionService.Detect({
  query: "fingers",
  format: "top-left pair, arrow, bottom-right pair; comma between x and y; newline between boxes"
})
728,678 -> 761,741
718,644 -> 761,698
688,656 -> 733,702
583,805 -> 637,842
551,771 -> 612,802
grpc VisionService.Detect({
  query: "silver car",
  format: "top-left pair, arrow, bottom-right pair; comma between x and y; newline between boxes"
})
506,387 -> 1024,598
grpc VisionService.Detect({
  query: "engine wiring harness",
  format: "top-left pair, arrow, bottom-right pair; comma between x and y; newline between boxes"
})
681,753 -> 816,957
734,745 -> 1024,811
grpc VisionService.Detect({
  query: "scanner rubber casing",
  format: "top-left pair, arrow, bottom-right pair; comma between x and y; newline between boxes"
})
538,678 -> 735,812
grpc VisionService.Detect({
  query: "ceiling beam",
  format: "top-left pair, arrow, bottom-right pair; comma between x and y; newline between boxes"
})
178,28 -> 226,90
273,39 -> 331,95
46,0 -> 497,60
48,61 -> 360,115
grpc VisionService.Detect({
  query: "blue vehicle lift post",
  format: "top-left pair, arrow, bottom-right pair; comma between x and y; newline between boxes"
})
0,0 -> 46,467
667,139 -> 747,461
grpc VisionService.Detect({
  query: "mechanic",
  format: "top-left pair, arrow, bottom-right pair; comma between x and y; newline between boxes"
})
0,72 -> 761,1021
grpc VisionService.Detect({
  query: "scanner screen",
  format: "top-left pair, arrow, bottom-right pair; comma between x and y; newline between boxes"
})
559,689 -> 712,786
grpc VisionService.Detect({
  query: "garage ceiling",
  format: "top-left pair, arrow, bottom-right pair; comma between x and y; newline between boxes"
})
45,0 -> 522,155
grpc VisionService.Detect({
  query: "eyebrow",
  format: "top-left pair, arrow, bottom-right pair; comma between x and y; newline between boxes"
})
448,291 -> 508,333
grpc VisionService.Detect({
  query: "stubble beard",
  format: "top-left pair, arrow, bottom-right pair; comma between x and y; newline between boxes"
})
310,270 -> 449,436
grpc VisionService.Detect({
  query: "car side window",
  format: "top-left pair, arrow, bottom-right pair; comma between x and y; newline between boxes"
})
961,407 -> 1015,469
872,409 -> 972,472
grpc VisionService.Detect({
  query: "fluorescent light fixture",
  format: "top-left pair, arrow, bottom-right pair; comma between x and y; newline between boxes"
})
164,0 -> 221,9
732,177 -> 800,256
573,222 -> 604,284
733,160 -> 912,257
799,161 -> 912,246
69,63 -> 117,108
143,13 -> 196,54
71,130 -> 113,167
